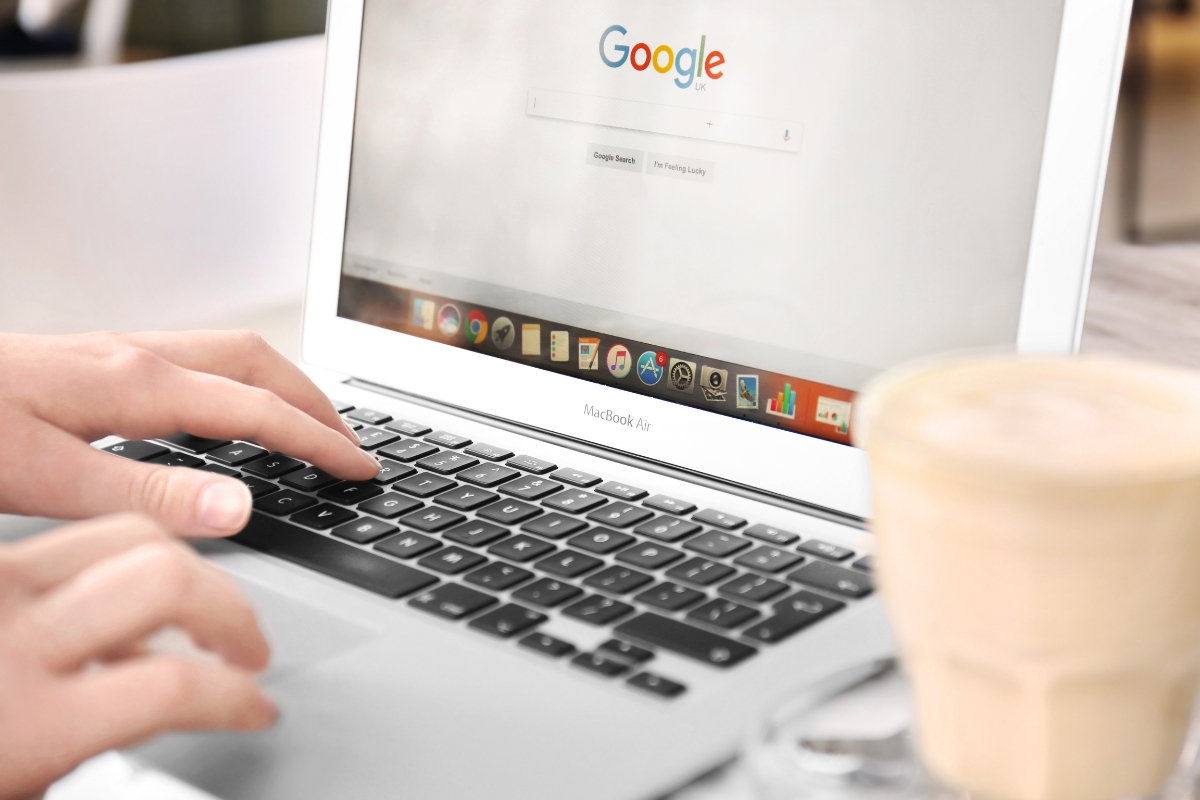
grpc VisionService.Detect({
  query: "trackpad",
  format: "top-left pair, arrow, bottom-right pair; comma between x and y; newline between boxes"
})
233,577 -> 378,681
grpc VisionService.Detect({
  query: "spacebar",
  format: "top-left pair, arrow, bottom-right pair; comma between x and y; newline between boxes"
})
614,613 -> 757,668
231,513 -> 439,598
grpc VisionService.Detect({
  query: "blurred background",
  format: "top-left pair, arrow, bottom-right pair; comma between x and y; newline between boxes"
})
1,0 -> 1199,365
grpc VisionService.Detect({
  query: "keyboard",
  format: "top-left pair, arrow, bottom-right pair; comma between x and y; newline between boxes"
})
103,401 -> 874,700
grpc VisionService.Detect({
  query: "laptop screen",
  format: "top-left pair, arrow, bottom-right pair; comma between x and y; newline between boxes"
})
336,0 -> 1066,447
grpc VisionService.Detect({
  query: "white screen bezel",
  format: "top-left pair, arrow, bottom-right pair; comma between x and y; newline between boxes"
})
302,0 -> 1131,520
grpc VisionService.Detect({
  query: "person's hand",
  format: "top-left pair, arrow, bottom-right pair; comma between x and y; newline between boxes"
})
0,514 -> 276,800
0,331 -> 379,537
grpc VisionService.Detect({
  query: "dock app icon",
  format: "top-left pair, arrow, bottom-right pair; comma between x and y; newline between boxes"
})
700,366 -> 728,401
522,324 -> 541,356
550,331 -> 570,361
412,298 -> 435,331
668,358 -> 696,393
736,375 -> 759,409
579,338 -> 600,369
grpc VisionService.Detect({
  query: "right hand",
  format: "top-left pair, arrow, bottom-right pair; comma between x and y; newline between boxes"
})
0,514 -> 276,800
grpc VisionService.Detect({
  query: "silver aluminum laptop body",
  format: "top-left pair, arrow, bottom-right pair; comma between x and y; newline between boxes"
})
139,1 -> 1130,798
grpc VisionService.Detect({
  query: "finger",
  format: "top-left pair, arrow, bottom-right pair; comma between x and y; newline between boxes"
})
89,353 -> 377,480
122,330 -> 359,444
56,658 -> 276,766
3,514 -> 169,593
23,541 -> 270,672
0,421 -> 253,536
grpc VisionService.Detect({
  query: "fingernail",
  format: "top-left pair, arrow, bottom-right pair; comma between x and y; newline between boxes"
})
358,449 -> 381,472
198,481 -> 251,533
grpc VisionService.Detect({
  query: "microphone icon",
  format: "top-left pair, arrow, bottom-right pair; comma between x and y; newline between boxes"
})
783,129 -> 791,142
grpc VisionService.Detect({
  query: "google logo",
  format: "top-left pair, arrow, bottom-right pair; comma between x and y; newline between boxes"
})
466,310 -> 488,344
599,25 -> 725,90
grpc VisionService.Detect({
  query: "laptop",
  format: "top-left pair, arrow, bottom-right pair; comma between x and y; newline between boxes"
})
127,1 -> 1130,797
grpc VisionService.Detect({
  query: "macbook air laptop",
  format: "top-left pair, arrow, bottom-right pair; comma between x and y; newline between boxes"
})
129,1 -> 1131,797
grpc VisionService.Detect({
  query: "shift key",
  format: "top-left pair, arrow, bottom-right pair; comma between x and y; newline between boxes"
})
614,613 -> 757,668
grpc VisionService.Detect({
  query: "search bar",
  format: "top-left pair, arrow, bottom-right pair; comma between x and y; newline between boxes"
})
527,88 -> 801,154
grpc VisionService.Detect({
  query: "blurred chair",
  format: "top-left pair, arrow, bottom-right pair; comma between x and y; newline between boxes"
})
0,34 -> 323,334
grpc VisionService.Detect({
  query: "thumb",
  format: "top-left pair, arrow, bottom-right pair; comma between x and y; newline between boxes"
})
71,444 -> 252,537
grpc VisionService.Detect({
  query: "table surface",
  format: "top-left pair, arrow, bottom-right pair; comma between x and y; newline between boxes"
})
23,242 -> 1200,800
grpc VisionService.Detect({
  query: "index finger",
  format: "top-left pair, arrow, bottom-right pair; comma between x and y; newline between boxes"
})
122,330 -> 357,444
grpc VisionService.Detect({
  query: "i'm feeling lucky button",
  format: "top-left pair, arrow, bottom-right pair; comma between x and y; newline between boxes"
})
585,143 -> 715,183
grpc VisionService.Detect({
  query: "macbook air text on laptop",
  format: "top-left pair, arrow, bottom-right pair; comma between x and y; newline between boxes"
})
127,1 -> 1131,798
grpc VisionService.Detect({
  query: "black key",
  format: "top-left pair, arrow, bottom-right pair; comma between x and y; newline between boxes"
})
443,520 -> 509,547
571,652 -> 629,677
562,595 -> 635,626
331,399 -> 355,413
521,513 -> 588,540
734,546 -> 805,573
393,472 -> 457,498
469,604 -> 547,638
159,433 -> 231,454
597,639 -> 654,665
744,592 -> 846,645
425,431 -> 472,449
541,489 -> 606,514
506,454 -> 557,474
464,442 -> 514,461
291,504 -> 357,530
534,550 -> 603,579
374,531 -> 441,559
692,509 -> 747,530
346,407 -> 392,425
331,517 -> 398,544
614,613 -> 757,668
583,565 -> 654,594
595,481 -> 647,501
416,451 -> 479,475
718,574 -> 789,603
280,466 -> 339,491
232,514 -> 437,598
319,481 -> 385,505
408,583 -> 496,620
418,546 -> 487,575
240,475 -> 281,499
635,582 -> 706,611
488,534 -> 555,562
242,453 -> 304,479
512,577 -> 582,607
852,555 -> 874,572
377,440 -> 439,463
357,427 -> 401,450
207,442 -> 269,466
255,489 -> 316,515
434,486 -> 499,511
684,530 -> 752,558
634,516 -> 701,543
397,507 -> 466,533
773,590 -> 847,618
356,492 -> 422,519
687,599 -> 760,629
519,632 -> 577,658
104,440 -> 168,461
458,464 -> 521,487
586,502 -> 654,529
627,672 -> 686,698
616,542 -> 685,570
744,523 -> 799,546
198,463 -> 239,477
550,468 -> 602,487
787,562 -> 874,598
463,561 -> 532,591
477,499 -> 542,525
385,419 -> 432,437
666,557 -> 737,587
498,477 -> 563,501
373,459 -> 416,485
567,527 -> 635,554
148,451 -> 205,469
797,539 -> 855,561
642,494 -> 697,515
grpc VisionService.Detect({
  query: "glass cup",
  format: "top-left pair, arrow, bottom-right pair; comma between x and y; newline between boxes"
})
748,354 -> 1200,800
